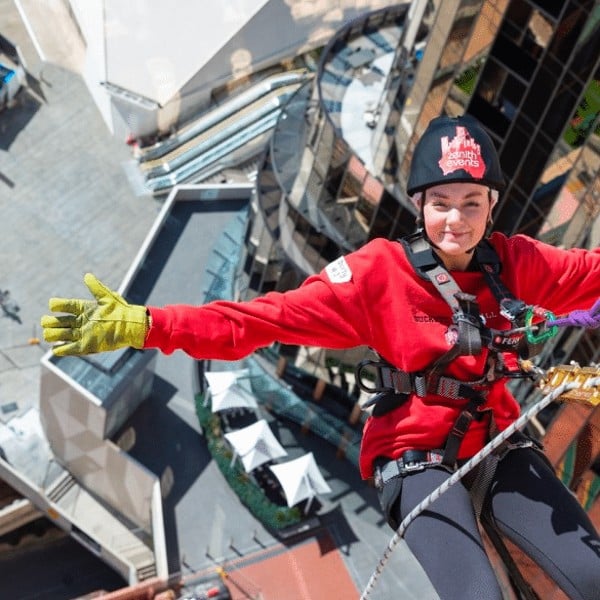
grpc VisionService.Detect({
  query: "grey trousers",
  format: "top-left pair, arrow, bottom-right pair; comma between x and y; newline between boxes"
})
380,447 -> 600,600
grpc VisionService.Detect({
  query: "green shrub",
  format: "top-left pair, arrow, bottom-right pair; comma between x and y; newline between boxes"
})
454,59 -> 484,95
196,394 -> 302,530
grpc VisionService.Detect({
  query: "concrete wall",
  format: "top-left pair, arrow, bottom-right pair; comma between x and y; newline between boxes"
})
67,0 -> 395,137
39,355 -> 159,533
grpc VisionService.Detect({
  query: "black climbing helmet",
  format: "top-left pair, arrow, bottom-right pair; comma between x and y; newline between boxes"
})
406,114 -> 505,195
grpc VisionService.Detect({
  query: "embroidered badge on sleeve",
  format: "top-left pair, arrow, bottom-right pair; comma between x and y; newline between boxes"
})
325,256 -> 352,283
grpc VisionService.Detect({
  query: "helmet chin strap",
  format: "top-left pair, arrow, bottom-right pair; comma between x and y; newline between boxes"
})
413,194 -> 440,251
413,192 -> 432,241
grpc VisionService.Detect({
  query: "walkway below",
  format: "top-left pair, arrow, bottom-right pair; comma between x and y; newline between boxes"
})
219,533 -> 359,600
0,5 -> 438,598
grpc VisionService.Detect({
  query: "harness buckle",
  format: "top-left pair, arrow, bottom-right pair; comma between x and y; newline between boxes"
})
374,450 -> 445,488
355,358 -> 388,393
413,374 -> 427,397
500,298 -> 527,322
402,460 -> 428,473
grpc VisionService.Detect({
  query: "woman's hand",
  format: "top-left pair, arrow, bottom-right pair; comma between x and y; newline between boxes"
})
41,273 -> 149,356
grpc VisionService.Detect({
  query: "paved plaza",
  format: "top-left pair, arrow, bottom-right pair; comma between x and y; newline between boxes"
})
0,4 -> 437,598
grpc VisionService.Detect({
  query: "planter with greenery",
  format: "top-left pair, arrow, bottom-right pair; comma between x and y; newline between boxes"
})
195,394 -> 302,531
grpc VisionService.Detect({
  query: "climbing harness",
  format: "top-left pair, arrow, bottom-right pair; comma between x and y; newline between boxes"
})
373,449 -> 445,489
359,365 -> 600,600
356,232 -> 558,467
355,233 -> 600,598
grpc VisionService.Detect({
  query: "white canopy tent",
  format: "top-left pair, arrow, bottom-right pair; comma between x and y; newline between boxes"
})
224,419 -> 288,472
204,369 -> 258,412
269,452 -> 332,514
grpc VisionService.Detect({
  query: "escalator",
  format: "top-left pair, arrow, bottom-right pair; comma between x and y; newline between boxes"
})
137,70 -> 312,195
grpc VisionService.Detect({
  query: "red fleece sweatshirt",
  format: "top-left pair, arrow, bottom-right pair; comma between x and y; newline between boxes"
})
144,232 -> 600,478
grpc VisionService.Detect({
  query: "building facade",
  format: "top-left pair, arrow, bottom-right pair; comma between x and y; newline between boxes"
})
237,0 -> 600,414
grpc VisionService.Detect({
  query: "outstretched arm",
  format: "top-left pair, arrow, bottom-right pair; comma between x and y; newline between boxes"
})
41,269 -> 371,359
143,275 -> 369,360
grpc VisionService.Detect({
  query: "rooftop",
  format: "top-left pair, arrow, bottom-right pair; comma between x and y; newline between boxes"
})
0,33 -> 436,600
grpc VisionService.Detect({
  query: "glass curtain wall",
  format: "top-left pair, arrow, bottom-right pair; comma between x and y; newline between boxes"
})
241,5 -> 416,304
238,0 -> 600,424
474,0 -> 600,238
385,0 -> 599,245
236,6 -> 420,420
324,0 -> 599,399
386,0 -> 493,194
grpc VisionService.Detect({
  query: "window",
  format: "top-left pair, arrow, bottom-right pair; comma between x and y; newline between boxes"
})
339,155 -> 366,201
306,169 -> 323,205
562,78 -> 600,148
548,1 -> 591,66
569,15 -> 600,83
388,207 -> 416,240
383,140 -> 399,177
529,0 -> 565,20
498,72 -> 527,117
542,76 -> 582,140
469,94 -> 510,138
492,31 -> 537,79
517,132 -> 554,194
368,191 -> 413,240
520,190 -> 554,237
495,188 -> 528,235
501,116 -> 534,175
522,65 -> 560,121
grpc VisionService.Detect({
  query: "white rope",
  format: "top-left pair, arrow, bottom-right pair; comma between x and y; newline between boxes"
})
359,376 -> 600,600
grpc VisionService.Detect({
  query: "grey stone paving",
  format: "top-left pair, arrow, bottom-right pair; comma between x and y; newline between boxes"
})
0,5 -> 161,596
0,57 -> 160,418
0,4 -> 439,598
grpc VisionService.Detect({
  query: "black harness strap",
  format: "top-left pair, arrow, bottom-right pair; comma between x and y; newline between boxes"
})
371,362 -> 488,400
394,233 -> 521,467
476,239 -> 527,322
406,234 -> 515,309
358,233 -> 540,469
441,386 -> 488,468
401,235 -> 485,396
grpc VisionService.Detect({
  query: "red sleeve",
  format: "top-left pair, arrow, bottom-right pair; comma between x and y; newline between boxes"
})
143,251 -> 378,360
491,233 -> 600,316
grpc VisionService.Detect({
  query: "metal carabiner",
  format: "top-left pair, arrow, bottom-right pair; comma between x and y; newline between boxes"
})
525,306 -> 558,344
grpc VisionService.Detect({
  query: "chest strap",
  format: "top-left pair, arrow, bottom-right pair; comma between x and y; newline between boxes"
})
368,360 -> 491,401
401,233 -> 523,320
400,234 -> 489,389
368,233 -> 523,467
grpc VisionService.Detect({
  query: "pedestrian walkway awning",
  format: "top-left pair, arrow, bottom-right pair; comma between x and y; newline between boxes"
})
224,419 -> 287,472
204,369 -> 258,412
269,452 -> 331,513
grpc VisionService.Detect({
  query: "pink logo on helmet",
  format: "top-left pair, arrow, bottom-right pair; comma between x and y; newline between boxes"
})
438,126 -> 486,178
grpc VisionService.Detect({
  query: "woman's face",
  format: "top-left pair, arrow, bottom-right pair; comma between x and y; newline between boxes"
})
419,182 -> 495,270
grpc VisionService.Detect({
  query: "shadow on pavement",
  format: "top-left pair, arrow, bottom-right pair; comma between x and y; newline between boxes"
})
120,374 -> 213,575
0,87 -> 42,150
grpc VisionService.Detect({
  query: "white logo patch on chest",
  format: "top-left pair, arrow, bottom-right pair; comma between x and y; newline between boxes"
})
325,256 -> 352,283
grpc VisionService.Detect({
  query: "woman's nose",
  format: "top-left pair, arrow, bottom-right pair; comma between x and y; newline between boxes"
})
446,207 -> 463,223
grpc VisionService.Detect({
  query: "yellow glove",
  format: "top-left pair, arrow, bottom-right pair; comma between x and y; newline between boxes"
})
41,273 -> 149,356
